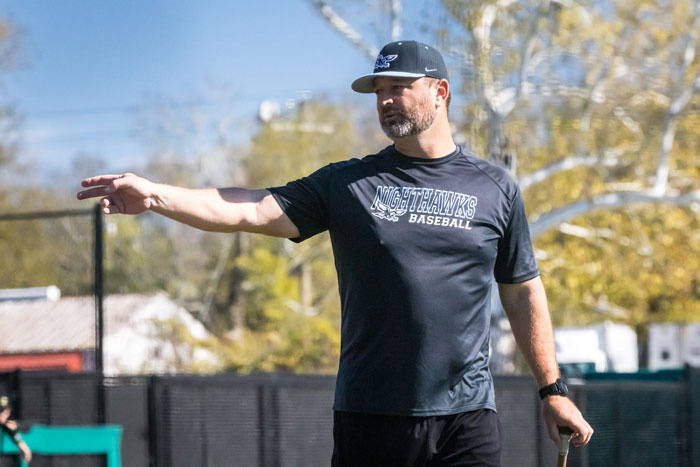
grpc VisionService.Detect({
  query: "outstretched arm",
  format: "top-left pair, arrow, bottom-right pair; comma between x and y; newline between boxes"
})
77,173 -> 300,238
17,439 -> 31,463
498,277 -> 594,448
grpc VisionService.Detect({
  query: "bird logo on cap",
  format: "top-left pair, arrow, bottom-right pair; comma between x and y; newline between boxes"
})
375,54 -> 398,69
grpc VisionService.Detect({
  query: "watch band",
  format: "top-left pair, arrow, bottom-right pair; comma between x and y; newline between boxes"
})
539,378 -> 568,399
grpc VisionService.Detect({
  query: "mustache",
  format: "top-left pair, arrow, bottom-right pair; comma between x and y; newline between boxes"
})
381,106 -> 406,118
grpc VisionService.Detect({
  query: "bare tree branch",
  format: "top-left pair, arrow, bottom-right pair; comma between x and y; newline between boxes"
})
308,0 -> 378,61
391,0 -> 402,41
519,153 -> 610,190
518,63 -> 639,191
652,5 -> 700,195
513,0 -> 550,106
530,189 -> 700,238
474,2 -> 517,117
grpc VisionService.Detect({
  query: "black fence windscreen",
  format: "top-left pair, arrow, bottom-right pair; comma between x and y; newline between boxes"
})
0,369 -> 698,467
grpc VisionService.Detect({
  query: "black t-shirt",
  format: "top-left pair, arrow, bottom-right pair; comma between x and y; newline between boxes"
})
269,145 -> 539,416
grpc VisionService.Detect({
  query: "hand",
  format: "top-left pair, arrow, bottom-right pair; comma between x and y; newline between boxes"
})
4,419 -> 17,430
542,395 -> 593,448
77,173 -> 157,215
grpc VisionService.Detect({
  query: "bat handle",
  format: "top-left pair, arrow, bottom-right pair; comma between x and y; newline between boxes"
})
557,426 -> 573,467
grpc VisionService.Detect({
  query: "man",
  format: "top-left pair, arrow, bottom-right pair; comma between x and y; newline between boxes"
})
78,40 -> 592,465
0,395 -> 32,464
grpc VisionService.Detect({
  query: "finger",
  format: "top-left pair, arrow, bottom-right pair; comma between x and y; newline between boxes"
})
580,422 -> 594,446
81,174 -> 124,188
77,186 -> 110,200
108,176 -> 131,193
546,420 -> 561,445
572,422 -> 593,447
101,197 -> 121,215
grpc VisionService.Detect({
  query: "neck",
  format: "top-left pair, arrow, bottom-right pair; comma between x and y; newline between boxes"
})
392,115 -> 456,159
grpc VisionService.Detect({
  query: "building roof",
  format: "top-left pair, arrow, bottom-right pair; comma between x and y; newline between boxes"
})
0,295 -> 96,353
0,293 -> 218,374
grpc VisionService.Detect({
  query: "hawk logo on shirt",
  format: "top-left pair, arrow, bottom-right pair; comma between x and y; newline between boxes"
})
375,54 -> 398,69
371,197 -> 407,222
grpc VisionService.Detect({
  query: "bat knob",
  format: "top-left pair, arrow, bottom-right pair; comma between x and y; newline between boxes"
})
558,426 -> 573,456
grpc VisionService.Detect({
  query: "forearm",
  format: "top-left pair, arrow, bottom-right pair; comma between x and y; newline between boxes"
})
144,184 -> 296,237
79,173 -> 299,237
150,185 -> 262,232
498,277 -> 559,388
500,277 -> 595,446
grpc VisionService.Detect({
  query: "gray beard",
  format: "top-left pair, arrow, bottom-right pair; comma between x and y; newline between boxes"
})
381,108 -> 436,139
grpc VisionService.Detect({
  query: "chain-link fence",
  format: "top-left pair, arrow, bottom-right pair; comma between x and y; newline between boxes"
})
0,207 -> 105,377
0,208 -> 100,297
0,370 -> 698,467
0,205 -> 107,450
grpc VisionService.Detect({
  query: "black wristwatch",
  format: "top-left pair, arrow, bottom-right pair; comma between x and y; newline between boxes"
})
539,378 -> 568,400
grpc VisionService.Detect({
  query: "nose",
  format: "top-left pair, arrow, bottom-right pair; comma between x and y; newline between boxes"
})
377,93 -> 393,107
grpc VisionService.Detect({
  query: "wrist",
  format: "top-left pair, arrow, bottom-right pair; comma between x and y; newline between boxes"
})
148,182 -> 167,211
539,377 -> 568,400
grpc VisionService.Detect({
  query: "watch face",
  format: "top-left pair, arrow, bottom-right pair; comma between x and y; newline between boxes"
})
556,379 -> 568,394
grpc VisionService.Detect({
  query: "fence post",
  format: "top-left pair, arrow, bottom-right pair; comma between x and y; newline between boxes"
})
258,379 -> 281,467
690,367 -> 700,467
147,375 -> 159,467
94,204 -> 106,424
10,369 -> 22,420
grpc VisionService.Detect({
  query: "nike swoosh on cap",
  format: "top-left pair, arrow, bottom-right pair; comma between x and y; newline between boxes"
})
425,67 -> 438,72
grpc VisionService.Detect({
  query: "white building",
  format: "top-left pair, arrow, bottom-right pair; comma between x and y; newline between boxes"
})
648,322 -> 700,371
554,322 -> 638,374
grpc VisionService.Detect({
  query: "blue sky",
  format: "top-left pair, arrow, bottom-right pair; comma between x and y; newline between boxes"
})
0,0 -> 385,176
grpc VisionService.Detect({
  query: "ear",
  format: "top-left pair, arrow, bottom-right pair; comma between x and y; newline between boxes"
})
435,79 -> 450,109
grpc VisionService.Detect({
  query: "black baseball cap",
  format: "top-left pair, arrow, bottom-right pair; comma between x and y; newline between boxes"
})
352,40 -> 448,93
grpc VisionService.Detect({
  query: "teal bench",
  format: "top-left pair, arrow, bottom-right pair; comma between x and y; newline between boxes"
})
0,425 -> 122,467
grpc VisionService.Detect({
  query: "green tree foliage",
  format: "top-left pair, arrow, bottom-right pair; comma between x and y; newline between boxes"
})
310,0 -> 700,374
120,98 -> 363,374
428,0 -> 700,327
0,215 -> 94,295
103,215 -> 177,295
209,247 -> 341,373
200,100 -> 361,373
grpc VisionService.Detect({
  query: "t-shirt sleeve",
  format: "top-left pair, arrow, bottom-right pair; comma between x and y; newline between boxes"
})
267,163 -> 335,243
494,188 -> 540,283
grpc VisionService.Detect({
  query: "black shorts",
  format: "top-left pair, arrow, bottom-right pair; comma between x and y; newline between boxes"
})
331,408 -> 502,467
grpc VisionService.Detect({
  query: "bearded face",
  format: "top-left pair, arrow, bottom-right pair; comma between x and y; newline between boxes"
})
379,91 -> 436,139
